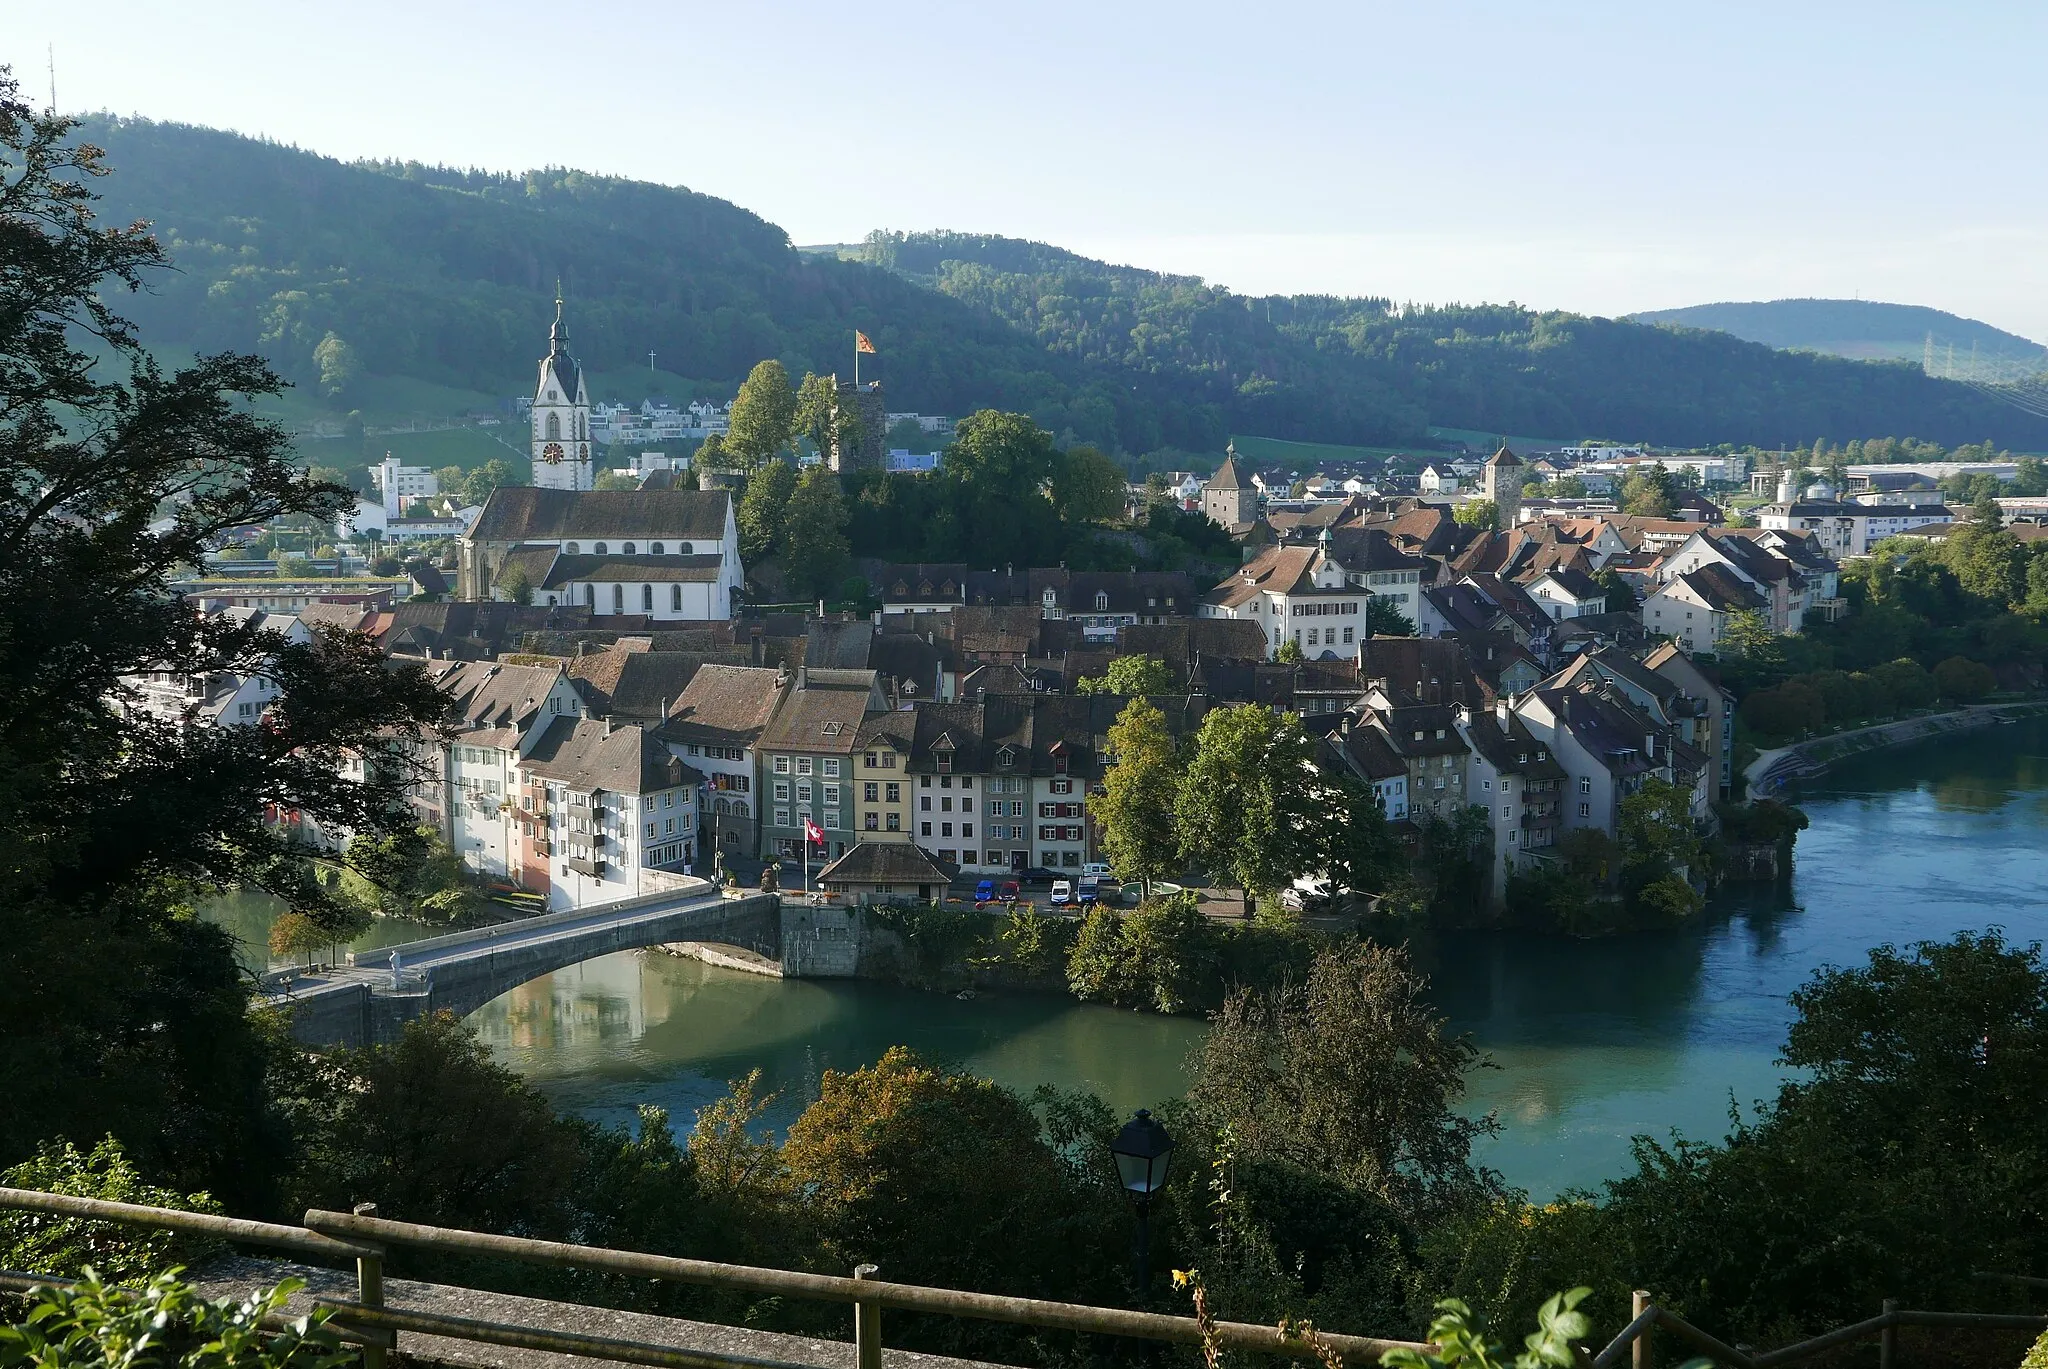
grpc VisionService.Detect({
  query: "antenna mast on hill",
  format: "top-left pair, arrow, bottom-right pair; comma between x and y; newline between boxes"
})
47,44 -> 56,113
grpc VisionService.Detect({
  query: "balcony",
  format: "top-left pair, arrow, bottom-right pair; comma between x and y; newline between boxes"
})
567,856 -> 606,878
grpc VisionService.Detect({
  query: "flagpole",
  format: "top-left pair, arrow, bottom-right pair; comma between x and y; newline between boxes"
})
853,330 -> 859,389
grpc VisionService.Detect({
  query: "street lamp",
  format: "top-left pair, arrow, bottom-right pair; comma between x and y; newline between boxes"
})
1110,1109 -> 1173,1292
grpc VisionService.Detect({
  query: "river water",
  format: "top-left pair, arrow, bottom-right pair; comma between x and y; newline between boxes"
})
219,718 -> 2048,1200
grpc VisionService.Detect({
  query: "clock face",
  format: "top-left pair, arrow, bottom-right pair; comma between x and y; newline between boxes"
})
541,441 -> 565,464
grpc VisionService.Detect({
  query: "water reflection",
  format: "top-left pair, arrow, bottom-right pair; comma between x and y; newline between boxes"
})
465,719 -> 2048,1201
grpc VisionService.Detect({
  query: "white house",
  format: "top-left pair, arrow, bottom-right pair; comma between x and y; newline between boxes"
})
661,663 -> 790,861
125,606 -> 309,730
371,455 -> 439,516
1419,464 -> 1460,495
1643,565 -> 1768,654
1200,545 -> 1372,658
1757,499 -> 1952,560
1525,567 -> 1608,621
421,659 -> 587,878
515,717 -> 703,910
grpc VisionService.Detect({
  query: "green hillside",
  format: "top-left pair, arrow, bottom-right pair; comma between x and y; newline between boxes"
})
1629,298 -> 2048,368
74,117 -> 2048,454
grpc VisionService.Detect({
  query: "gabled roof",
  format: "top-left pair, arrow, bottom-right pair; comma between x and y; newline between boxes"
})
427,659 -> 568,749
1529,565 -> 1605,601
760,669 -> 879,753
662,663 -> 788,745
469,488 -> 730,543
817,841 -> 959,887
1663,564 -> 1769,613
540,554 -> 724,588
1206,449 -> 1251,491
1205,546 -> 1344,608
520,717 -> 700,795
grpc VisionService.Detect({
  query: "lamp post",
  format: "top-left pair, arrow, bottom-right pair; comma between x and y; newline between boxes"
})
1109,1108 -> 1173,1293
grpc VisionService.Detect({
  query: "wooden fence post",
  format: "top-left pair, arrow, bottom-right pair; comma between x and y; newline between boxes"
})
1879,1298 -> 1898,1369
854,1263 -> 883,1369
354,1202 -> 386,1369
1632,1290 -> 1653,1369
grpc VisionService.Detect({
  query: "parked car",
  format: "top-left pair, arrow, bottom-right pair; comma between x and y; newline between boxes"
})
973,879 -> 996,903
1017,866 -> 1061,886
998,880 -> 1022,900
1081,862 -> 1114,880
1077,878 -> 1101,907
1049,879 -> 1074,906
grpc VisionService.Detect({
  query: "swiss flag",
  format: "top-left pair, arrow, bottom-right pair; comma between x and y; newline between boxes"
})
803,816 -> 825,846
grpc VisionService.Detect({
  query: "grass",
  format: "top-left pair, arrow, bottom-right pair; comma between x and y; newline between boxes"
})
293,426 -> 524,474
1428,424 -> 1578,452
1227,434 -> 1420,469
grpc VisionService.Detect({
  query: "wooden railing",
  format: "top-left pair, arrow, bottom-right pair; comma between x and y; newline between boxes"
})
0,1188 -> 1430,1369
1,1188 -> 2040,1368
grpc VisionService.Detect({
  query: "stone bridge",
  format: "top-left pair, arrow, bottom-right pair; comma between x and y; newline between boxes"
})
269,884 -> 782,1049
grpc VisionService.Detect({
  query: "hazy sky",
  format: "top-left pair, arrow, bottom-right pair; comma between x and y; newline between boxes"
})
7,1 -> 2045,339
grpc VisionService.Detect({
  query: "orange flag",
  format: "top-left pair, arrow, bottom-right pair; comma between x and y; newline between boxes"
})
855,330 -> 876,355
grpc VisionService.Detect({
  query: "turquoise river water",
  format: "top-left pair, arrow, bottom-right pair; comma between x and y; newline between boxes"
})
216,718 -> 2048,1200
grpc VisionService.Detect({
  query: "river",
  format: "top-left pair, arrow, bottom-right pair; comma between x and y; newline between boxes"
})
215,717 -> 2048,1200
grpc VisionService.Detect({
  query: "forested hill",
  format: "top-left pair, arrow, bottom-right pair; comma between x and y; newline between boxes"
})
75,116 -> 2048,452
1629,298 -> 2048,367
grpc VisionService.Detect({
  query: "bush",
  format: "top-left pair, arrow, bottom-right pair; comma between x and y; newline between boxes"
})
0,1271 -> 351,1369
1932,654 -> 1996,702
0,1139 -> 222,1285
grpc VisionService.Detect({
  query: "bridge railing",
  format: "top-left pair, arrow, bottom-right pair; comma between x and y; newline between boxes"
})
345,878 -> 733,970
0,1187 -> 1428,1369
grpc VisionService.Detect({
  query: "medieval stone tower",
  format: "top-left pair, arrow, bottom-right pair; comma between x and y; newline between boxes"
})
1483,441 -> 1522,531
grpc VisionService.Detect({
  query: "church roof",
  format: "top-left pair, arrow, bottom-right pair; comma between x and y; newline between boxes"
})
537,295 -> 583,401
470,488 -> 731,543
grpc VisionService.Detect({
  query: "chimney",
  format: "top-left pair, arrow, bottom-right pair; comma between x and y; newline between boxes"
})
796,665 -> 808,690
1496,695 -> 1510,726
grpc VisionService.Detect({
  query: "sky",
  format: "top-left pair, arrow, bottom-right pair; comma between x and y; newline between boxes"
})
6,0 -> 2046,339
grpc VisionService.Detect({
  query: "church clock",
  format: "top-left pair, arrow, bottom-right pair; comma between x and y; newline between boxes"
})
541,441 -> 565,464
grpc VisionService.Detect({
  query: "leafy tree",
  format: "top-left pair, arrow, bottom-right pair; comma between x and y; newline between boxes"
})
267,910 -> 330,968
1190,941 -> 1500,1222
1366,597 -> 1418,637
1620,466 -> 1677,518
1174,705 -> 1320,910
1382,1289 -> 1595,1369
1305,776 -> 1402,901
501,564 -> 533,605
1548,475 -> 1589,498
1051,443 -> 1127,524
433,464 -> 465,495
781,466 -> 851,601
1454,499 -> 1497,529
1594,567 -> 1636,613
310,331 -> 359,403
724,359 -> 796,468
1077,654 -> 1173,696
1275,638 -> 1304,663
945,409 -> 1060,499
1717,608 -> 1781,666
791,371 -> 839,457
460,457 -> 523,506
1931,654 -> 1995,702
1088,697 -> 1180,891
1066,894 -> 1224,1013
592,469 -> 638,490
736,458 -> 796,564
1414,804 -> 1493,917
0,82 -> 448,1205
336,827 -> 478,924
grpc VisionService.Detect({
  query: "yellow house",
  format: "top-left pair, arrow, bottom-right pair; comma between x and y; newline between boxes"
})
854,715 -> 914,842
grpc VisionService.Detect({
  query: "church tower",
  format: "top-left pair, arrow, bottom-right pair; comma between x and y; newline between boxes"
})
531,291 -> 593,492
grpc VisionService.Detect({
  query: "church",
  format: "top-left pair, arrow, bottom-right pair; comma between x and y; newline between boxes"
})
454,297 -> 745,618
531,293 -> 595,491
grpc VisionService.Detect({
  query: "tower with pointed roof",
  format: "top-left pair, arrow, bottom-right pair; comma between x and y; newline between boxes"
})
1482,441 -> 1522,532
1202,441 -> 1255,529
531,290 -> 593,492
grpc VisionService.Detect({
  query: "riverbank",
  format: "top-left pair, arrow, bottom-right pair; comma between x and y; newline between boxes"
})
1744,698 -> 2048,794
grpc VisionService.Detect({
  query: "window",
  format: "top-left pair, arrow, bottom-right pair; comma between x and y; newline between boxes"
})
1501,805 -> 1511,819
920,774 -> 931,788
962,798 -> 973,813
646,823 -> 657,840
679,542 -> 692,555
671,585 -> 682,612
796,781 -> 812,802
864,782 -> 878,802
880,752 -> 897,769
664,792 -> 674,808
921,796 -> 932,811
595,543 -> 608,555
962,823 -> 974,838
797,757 -> 813,775
823,759 -> 840,777
921,822 -> 932,836
865,812 -> 879,830
774,756 -> 790,774
775,807 -> 791,826
665,817 -> 677,834
652,543 -> 664,555
822,784 -> 839,805
942,822 -> 953,837
611,584 -> 623,613
1343,626 -> 1354,643
1050,778 -> 1073,795
1579,776 -> 1592,794
623,543 -> 636,555
546,412 -> 561,440
1579,801 -> 1591,818
885,782 -> 900,802
565,542 -> 579,555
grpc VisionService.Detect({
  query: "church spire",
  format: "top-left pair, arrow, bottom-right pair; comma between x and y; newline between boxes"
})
549,280 -> 568,354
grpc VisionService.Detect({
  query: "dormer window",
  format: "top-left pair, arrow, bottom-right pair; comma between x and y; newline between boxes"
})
822,721 -> 843,737
652,543 -> 665,554
565,542 -> 580,555
1095,591 -> 1110,611
594,543 -> 608,555
623,543 -> 636,554
679,542 -> 693,555
1043,588 -> 1057,606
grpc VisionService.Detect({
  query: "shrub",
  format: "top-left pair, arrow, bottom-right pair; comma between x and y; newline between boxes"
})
0,1270 -> 352,1369
0,1138 -> 222,1285
1932,654 -> 1996,702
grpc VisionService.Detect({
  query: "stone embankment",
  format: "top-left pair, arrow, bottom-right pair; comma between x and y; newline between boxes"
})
1746,700 -> 2048,794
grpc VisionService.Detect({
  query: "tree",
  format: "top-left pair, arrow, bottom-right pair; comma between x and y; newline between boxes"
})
1089,697 -> 1180,890
593,469 -> 638,490
1931,654 -> 1995,702
1190,941 -> 1500,1221
1594,568 -> 1636,613
736,458 -> 797,564
792,371 -> 840,459
779,1047 -> 1112,1300
1621,466 -> 1677,518
1454,499 -> 1497,529
1065,893 -> 1224,1013
781,465 -> 850,601
433,464 -> 465,496
1276,638 -> 1304,663
1366,596 -> 1418,637
1051,444 -> 1127,524
1174,705 -> 1320,912
1077,654 -> 1173,696
725,359 -> 796,468
0,1270 -> 354,1369
1305,776 -> 1402,901
337,827 -> 478,924
0,82 -> 448,1205
945,409 -> 1060,498
268,910 -> 331,968
311,332 -> 359,403
1549,475 -> 1589,498
501,564 -> 533,605
1717,609 -> 1781,665
460,457 -> 523,506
